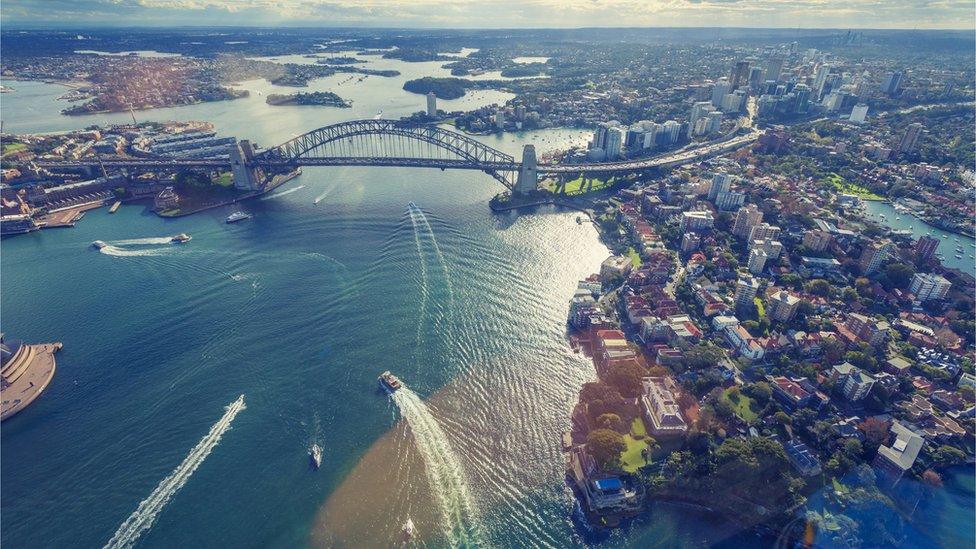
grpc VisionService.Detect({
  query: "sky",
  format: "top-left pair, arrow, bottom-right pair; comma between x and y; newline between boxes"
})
1,0 -> 974,30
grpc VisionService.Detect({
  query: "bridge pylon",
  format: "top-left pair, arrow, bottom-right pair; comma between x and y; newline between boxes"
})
514,144 -> 538,195
231,140 -> 263,191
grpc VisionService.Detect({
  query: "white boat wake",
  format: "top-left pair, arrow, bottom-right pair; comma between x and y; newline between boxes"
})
260,185 -> 306,200
112,237 -> 175,246
103,395 -> 246,549
407,203 -> 454,305
313,183 -> 339,204
408,209 -> 430,346
391,387 -> 479,546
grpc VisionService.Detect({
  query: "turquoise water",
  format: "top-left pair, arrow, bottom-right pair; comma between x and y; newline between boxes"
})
1,55 -> 971,548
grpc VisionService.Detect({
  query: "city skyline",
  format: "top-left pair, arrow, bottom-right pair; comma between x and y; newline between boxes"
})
2,0 -> 975,30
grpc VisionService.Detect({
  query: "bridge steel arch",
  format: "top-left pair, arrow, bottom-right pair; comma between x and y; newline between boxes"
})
258,120 -> 520,188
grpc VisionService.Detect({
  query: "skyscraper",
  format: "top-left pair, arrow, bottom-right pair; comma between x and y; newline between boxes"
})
813,63 -> 831,100
690,101 -> 714,126
859,240 -> 895,274
793,84 -> 812,113
898,123 -> 924,153
850,104 -> 869,124
915,235 -> 939,262
708,172 -> 732,201
733,204 -> 763,238
426,91 -> 437,117
748,67 -> 765,91
711,78 -> 731,108
605,126 -> 624,159
734,276 -> 760,310
882,71 -> 903,96
730,60 -> 751,90
765,57 -> 784,82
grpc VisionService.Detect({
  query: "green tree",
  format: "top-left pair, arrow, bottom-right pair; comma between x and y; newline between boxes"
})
596,413 -> 622,431
883,262 -> 915,290
586,428 -> 626,470
930,445 -> 966,468
606,360 -> 646,398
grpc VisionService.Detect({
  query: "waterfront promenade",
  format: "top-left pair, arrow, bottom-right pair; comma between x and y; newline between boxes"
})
1,341 -> 61,421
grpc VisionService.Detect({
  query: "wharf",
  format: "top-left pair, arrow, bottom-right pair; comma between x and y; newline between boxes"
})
38,200 -> 107,228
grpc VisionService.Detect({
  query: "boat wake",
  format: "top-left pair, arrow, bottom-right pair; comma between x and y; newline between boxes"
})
260,185 -> 306,200
103,395 -> 246,549
408,208 -> 430,346
313,183 -> 339,205
390,387 -> 479,546
406,203 -> 454,305
112,237 -> 175,246
97,236 -> 177,257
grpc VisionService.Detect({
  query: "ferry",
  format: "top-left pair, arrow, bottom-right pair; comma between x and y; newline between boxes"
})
309,444 -> 323,469
402,518 -> 415,541
171,233 -> 191,243
225,211 -> 251,224
378,371 -> 403,393
91,240 -> 108,249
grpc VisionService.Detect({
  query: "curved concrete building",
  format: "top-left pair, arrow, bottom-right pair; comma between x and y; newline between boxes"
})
1,337 -> 61,421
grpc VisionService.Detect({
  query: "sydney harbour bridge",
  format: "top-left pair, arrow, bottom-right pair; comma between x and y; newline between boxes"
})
36,119 -> 760,194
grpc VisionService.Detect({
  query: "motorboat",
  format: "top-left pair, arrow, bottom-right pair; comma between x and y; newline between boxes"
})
378,371 -> 403,393
91,240 -> 108,249
226,211 -> 251,224
310,444 -> 323,469
402,518 -> 415,541
171,233 -> 191,243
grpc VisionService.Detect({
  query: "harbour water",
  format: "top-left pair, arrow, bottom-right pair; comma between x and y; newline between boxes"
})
2,52 -> 972,548
862,200 -> 975,277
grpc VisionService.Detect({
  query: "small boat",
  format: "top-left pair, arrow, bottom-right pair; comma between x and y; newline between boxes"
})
109,201 -> 121,213
378,371 -> 402,393
226,211 -> 251,224
402,518 -> 415,541
310,444 -> 323,469
171,233 -> 191,243
91,240 -> 108,249
954,254 -> 963,259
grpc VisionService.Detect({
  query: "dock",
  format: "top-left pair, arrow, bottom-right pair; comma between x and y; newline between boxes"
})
109,200 -> 121,213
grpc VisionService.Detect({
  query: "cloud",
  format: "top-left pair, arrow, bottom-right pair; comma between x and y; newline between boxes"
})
1,0 -> 973,28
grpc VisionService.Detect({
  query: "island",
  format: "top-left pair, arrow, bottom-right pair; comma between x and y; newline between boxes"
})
402,76 -> 470,99
265,91 -> 351,108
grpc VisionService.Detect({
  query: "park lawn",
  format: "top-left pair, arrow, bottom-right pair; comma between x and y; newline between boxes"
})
1,142 -> 26,156
626,247 -> 642,268
630,417 -> 648,438
825,173 -> 884,201
214,171 -> 234,187
560,175 -> 617,196
723,388 -> 759,423
620,434 -> 650,473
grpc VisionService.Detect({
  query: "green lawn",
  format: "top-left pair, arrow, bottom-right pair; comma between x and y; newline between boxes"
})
555,175 -> 617,196
723,388 -> 759,423
620,434 -> 650,473
620,418 -> 652,473
630,417 -> 648,438
1,142 -> 26,155
626,247 -> 642,268
825,173 -> 884,201
213,171 -> 234,187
